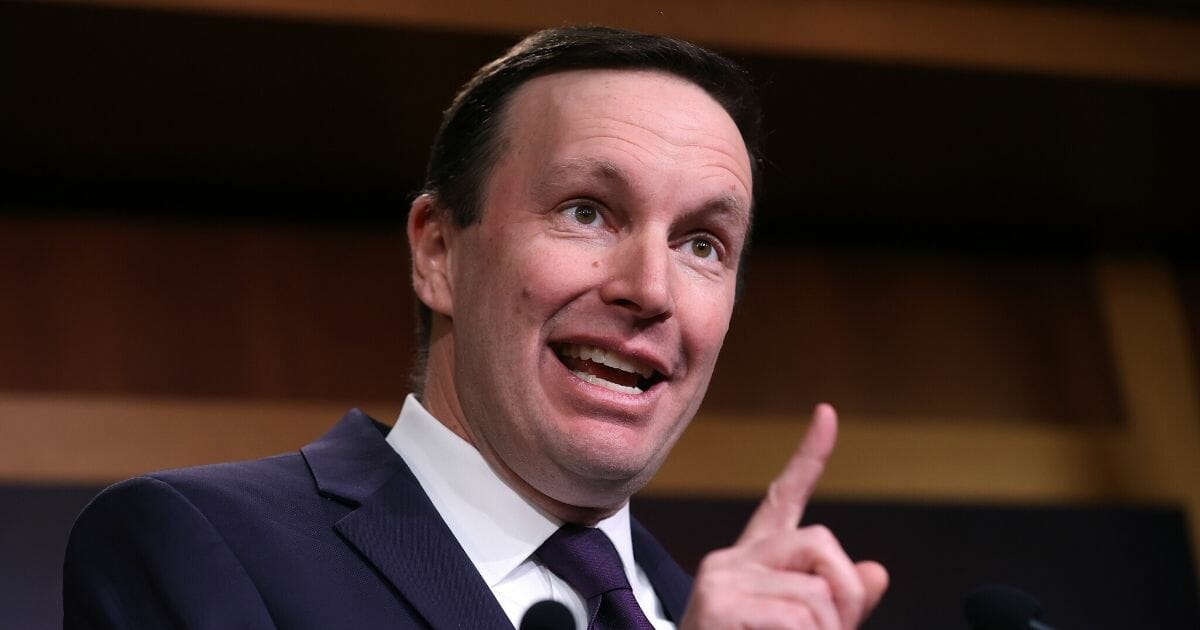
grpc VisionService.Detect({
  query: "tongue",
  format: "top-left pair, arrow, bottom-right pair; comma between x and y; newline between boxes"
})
560,355 -> 641,388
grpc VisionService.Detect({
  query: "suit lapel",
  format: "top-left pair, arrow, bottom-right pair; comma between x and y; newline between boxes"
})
303,410 -> 694,627
303,410 -> 511,629
631,516 -> 693,623
334,471 -> 512,629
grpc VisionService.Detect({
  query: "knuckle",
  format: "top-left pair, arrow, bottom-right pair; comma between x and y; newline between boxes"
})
804,524 -> 835,545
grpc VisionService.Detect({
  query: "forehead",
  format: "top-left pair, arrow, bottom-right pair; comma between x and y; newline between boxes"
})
493,69 -> 754,207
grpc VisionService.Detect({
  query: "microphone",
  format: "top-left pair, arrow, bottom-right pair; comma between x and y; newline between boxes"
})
965,584 -> 1058,630
519,599 -> 577,630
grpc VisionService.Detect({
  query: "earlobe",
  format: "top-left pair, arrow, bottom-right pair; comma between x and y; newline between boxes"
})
407,194 -> 455,317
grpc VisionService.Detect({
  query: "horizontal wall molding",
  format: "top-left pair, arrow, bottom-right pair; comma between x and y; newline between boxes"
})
652,412 -> 1129,502
51,0 -> 1200,85
1,393 -> 1141,505
0,394 -> 401,484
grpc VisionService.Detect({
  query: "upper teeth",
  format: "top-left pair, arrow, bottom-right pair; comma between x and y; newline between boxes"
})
558,343 -> 655,379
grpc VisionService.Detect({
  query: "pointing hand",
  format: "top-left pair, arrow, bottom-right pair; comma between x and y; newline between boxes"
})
680,404 -> 888,629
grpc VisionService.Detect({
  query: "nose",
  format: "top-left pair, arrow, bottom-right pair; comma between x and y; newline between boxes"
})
598,232 -> 675,321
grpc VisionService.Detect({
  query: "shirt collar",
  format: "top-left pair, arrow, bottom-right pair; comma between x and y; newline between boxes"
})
385,395 -> 636,587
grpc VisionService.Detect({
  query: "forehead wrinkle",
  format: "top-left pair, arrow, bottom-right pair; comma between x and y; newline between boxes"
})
594,116 -> 743,166
565,126 -> 753,205
697,163 -> 752,207
507,70 -> 752,194
599,101 -> 750,167
579,119 -> 751,200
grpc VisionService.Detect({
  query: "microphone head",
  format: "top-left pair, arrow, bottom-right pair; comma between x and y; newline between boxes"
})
519,599 -> 576,630
964,584 -> 1045,630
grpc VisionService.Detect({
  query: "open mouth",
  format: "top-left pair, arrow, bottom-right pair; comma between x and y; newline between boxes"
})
553,343 -> 665,395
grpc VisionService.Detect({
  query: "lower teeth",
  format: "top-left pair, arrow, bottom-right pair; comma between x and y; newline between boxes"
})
572,370 -> 643,395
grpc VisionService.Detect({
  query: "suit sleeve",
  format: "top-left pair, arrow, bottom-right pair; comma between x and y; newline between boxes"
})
63,476 -> 279,630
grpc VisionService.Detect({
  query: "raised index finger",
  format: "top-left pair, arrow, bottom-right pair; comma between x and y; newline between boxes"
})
738,403 -> 838,544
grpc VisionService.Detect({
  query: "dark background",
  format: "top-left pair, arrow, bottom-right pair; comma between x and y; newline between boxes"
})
3,2 -> 1198,254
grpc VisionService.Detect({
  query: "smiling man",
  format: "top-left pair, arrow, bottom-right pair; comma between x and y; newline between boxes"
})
413,68 -> 751,519
65,27 -> 886,629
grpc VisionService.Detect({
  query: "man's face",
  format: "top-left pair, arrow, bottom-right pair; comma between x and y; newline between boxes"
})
436,69 -> 752,510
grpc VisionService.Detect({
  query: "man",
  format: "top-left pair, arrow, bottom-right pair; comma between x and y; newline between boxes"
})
65,26 -> 887,629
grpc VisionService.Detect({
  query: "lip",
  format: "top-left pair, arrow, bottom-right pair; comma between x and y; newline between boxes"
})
546,335 -> 673,381
541,338 -> 671,418
547,350 -> 668,413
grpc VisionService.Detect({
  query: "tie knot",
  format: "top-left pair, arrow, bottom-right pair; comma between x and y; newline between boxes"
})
536,524 -> 631,599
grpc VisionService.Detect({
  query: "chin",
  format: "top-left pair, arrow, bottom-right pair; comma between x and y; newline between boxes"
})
539,471 -> 649,513
542,431 -> 668,499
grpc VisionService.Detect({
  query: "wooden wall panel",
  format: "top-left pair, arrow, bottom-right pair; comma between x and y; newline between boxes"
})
0,393 -> 1130,499
1179,259 -> 1200,398
708,251 -> 1123,425
1,218 -> 1124,427
0,217 -> 414,399
0,220 -> 1193,547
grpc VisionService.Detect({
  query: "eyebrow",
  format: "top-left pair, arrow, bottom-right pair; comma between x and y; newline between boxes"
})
531,157 -> 630,200
533,156 -> 751,230
695,192 -> 750,232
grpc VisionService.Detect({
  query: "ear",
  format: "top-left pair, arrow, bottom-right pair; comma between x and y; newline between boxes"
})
407,194 -> 456,317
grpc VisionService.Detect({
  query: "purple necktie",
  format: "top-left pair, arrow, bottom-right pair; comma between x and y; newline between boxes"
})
536,524 -> 655,630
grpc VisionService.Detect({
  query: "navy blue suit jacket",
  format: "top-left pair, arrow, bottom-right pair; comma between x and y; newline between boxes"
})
64,409 -> 693,629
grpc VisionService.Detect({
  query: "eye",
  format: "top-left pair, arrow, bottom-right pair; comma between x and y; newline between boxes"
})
687,237 -> 719,261
563,203 -> 603,226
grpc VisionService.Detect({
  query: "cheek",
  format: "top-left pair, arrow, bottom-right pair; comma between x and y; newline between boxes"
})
511,238 -> 601,302
467,231 -> 552,313
678,287 -> 736,357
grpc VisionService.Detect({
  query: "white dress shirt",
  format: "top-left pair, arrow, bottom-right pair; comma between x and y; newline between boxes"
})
385,395 -> 676,629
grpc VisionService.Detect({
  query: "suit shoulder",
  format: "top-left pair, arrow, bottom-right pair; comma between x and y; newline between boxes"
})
147,451 -> 310,500
69,451 -> 317,551
65,473 -> 281,629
